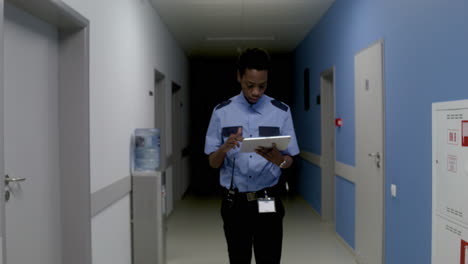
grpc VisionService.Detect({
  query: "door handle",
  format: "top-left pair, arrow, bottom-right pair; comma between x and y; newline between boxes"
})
368,152 -> 381,168
5,174 -> 26,185
4,175 -> 26,202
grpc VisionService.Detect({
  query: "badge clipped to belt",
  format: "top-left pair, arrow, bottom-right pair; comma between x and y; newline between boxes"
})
258,190 -> 276,213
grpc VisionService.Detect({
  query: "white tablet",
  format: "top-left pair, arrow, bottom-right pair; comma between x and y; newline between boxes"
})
239,135 -> 291,153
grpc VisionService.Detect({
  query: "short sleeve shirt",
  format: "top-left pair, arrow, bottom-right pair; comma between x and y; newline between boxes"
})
204,92 -> 300,192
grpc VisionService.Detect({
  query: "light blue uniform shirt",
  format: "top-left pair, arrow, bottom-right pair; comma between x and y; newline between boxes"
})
205,92 -> 300,192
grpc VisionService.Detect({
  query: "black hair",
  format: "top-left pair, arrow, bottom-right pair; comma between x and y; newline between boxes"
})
237,48 -> 271,77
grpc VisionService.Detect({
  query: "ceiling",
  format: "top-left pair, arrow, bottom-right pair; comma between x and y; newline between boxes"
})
150,0 -> 335,57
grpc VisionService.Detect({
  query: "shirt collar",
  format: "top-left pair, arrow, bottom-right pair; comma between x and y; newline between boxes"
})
236,92 -> 269,114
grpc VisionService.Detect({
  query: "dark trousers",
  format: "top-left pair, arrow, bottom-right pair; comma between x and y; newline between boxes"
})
221,195 -> 285,264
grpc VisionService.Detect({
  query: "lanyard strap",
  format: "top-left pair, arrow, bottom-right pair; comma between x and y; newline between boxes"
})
229,158 -> 236,191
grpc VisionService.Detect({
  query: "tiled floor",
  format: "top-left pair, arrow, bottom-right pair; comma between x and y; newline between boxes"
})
166,194 -> 357,264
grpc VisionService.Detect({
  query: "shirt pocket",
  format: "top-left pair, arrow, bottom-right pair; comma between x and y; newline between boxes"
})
222,126 -> 242,138
259,126 -> 280,137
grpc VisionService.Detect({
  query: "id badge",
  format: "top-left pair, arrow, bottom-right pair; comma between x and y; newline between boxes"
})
258,197 -> 276,213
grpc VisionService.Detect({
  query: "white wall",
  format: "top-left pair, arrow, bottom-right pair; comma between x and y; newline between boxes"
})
91,196 -> 132,264
60,0 -> 189,263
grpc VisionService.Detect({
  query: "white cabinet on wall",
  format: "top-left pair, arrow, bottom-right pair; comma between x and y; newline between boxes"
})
433,215 -> 468,263
432,100 -> 468,264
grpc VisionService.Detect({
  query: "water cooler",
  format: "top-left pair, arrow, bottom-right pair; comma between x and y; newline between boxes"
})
131,128 -> 166,264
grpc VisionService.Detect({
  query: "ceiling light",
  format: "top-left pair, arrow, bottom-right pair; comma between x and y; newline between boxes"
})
206,36 -> 275,41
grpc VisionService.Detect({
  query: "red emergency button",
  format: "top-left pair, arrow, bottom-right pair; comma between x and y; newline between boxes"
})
335,118 -> 343,127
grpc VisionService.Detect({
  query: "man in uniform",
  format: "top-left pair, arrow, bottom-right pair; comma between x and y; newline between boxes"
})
204,48 -> 299,264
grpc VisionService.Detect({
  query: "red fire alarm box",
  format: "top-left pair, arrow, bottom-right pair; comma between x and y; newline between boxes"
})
335,118 -> 343,127
460,239 -> 468,264
463,121 -> 468,147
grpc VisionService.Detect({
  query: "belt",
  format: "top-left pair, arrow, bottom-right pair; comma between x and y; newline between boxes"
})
225,186 -> 281,202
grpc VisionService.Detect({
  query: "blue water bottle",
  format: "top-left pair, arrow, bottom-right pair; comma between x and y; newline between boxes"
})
134,128 -> 160,171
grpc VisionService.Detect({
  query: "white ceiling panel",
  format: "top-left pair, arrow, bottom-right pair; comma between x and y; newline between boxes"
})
150,0 -> 335,57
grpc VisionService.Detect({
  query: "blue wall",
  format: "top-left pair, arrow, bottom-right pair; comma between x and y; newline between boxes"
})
292,0 -> 468,263
335,175 -> 355,249
297,159 -> 322,214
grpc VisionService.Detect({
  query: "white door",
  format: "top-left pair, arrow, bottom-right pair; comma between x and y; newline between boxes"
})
355,41 -> 385,264
3,3 -> 61,263
320,69 -> 335,222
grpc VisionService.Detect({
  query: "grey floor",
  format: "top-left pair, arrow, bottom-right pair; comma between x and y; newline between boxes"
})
167,194 -> 357,264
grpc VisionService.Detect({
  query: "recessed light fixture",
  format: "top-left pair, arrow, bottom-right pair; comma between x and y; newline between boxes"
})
206,36 -> 275,41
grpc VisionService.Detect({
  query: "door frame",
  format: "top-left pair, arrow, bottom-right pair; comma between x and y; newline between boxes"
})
171,82 -> 182,200
154,70 -> 167,168
154,69 -> 175,214
0,1 -> 91,263
320,67 -> 336,222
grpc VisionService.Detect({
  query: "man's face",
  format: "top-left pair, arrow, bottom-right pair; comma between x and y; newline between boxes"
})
238,68 -> 268,104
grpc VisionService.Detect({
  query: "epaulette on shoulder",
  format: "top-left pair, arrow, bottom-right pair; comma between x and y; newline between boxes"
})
215,100 -> 232,110
271,100 -> 288,112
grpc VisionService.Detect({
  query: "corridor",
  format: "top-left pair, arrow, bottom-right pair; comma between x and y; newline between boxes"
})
1,0 -> 467,263
167,193 -> 356,264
